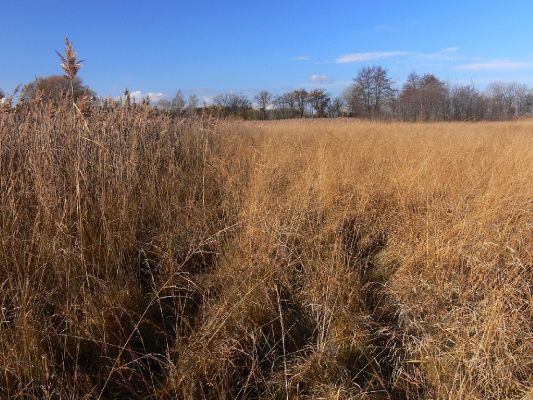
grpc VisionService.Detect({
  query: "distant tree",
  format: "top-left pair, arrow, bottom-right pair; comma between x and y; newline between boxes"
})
228,94 -> 251,118
343,85 -> 363,117
293,89 -> 309,118
272,95 -> 285,112
187,94 -> 199,116
399,73 -> 448,121
213,93 -> 232,111
449,84 -> 487,121
213,93 -> 251,118
485,81 -> 532,120
522,90 -> 533,115
156,99 -> 172,111
346,66 -> 394,118
20,75 -> 94,102
0,88 -> 4,100
398,72 -> 421,120
371,66 -> 394,117
506,82 -> 531,116
487,82 -> 508,119
254,90 -> 272,119
273,92 -> 298,118
171,90 -> 186,114
328,96 -> 344,117
281,92 -> 297,111
507,84 -> 523,116
307,88 -> 330,117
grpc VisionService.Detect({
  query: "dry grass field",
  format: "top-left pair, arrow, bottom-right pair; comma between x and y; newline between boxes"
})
0,101 -> 531,399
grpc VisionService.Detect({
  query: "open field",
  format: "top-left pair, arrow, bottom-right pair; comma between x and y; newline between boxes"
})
0,102 -> 532,399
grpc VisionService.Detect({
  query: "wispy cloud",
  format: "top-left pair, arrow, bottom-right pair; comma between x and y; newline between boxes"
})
374,24 -> 395,32
310,74 -> 332,84
458,60 -> 531,71
291,56 -> 311,61
441,47 -> 460,54
417,47 -> 462,61
336,51 -> 409,64
335,47 -> 464,65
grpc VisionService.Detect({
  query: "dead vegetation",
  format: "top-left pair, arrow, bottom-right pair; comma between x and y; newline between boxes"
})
0,95 -> 531,399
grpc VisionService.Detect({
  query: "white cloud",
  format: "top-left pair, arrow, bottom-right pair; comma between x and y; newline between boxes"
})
291,56 -> 311,61
458,60 -> 531,71
129,90 -> 165,104
336,51 -> 409,64
310,74 -> 332,84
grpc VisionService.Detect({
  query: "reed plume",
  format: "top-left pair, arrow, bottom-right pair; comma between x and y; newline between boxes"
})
56,37 -> 83,81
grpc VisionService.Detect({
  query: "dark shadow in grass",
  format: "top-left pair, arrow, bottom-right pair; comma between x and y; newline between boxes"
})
340,217 -> 429,399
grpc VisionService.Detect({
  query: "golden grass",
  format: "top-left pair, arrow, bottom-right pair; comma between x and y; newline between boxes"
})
0,101 -> 531,399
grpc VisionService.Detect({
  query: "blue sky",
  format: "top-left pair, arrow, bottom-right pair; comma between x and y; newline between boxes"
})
2,0 -> 533,102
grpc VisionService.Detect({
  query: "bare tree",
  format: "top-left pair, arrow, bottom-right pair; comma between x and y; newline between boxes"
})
273,92 -> 298,118
171,90 -> 186,114
293,89 -> 309,118
229,94 -> 251,118
282,92 -> 297,111
343,85 -> 363,117
506,82 -> 530,116
345,66 -> 394,119
399,73 -> 448,121
486,82 -> 513,120
398,72 -> 421,121
327,96 -> 344,117
308,89 -> 330,117
213,93 -> 232,115
156,98 -> 172,111
372,66 -> 394,117
449,84 -> 487,121
214,93 -> 251,118
21,75 -> 93,102
351,66 -> 374,116
254,90 -> 272,119
485,81 -> 533,119
187,94 -> 199,116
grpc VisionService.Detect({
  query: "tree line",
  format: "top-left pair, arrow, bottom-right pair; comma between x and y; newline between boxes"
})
161,66 -> 533,121
152,88 -> 342,119
4,65 -> 533,121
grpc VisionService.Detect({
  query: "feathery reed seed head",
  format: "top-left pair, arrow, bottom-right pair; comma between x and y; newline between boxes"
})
56,37 -> 83,80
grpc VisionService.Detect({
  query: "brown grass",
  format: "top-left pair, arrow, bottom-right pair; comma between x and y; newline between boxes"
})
0,100 -> 531,399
